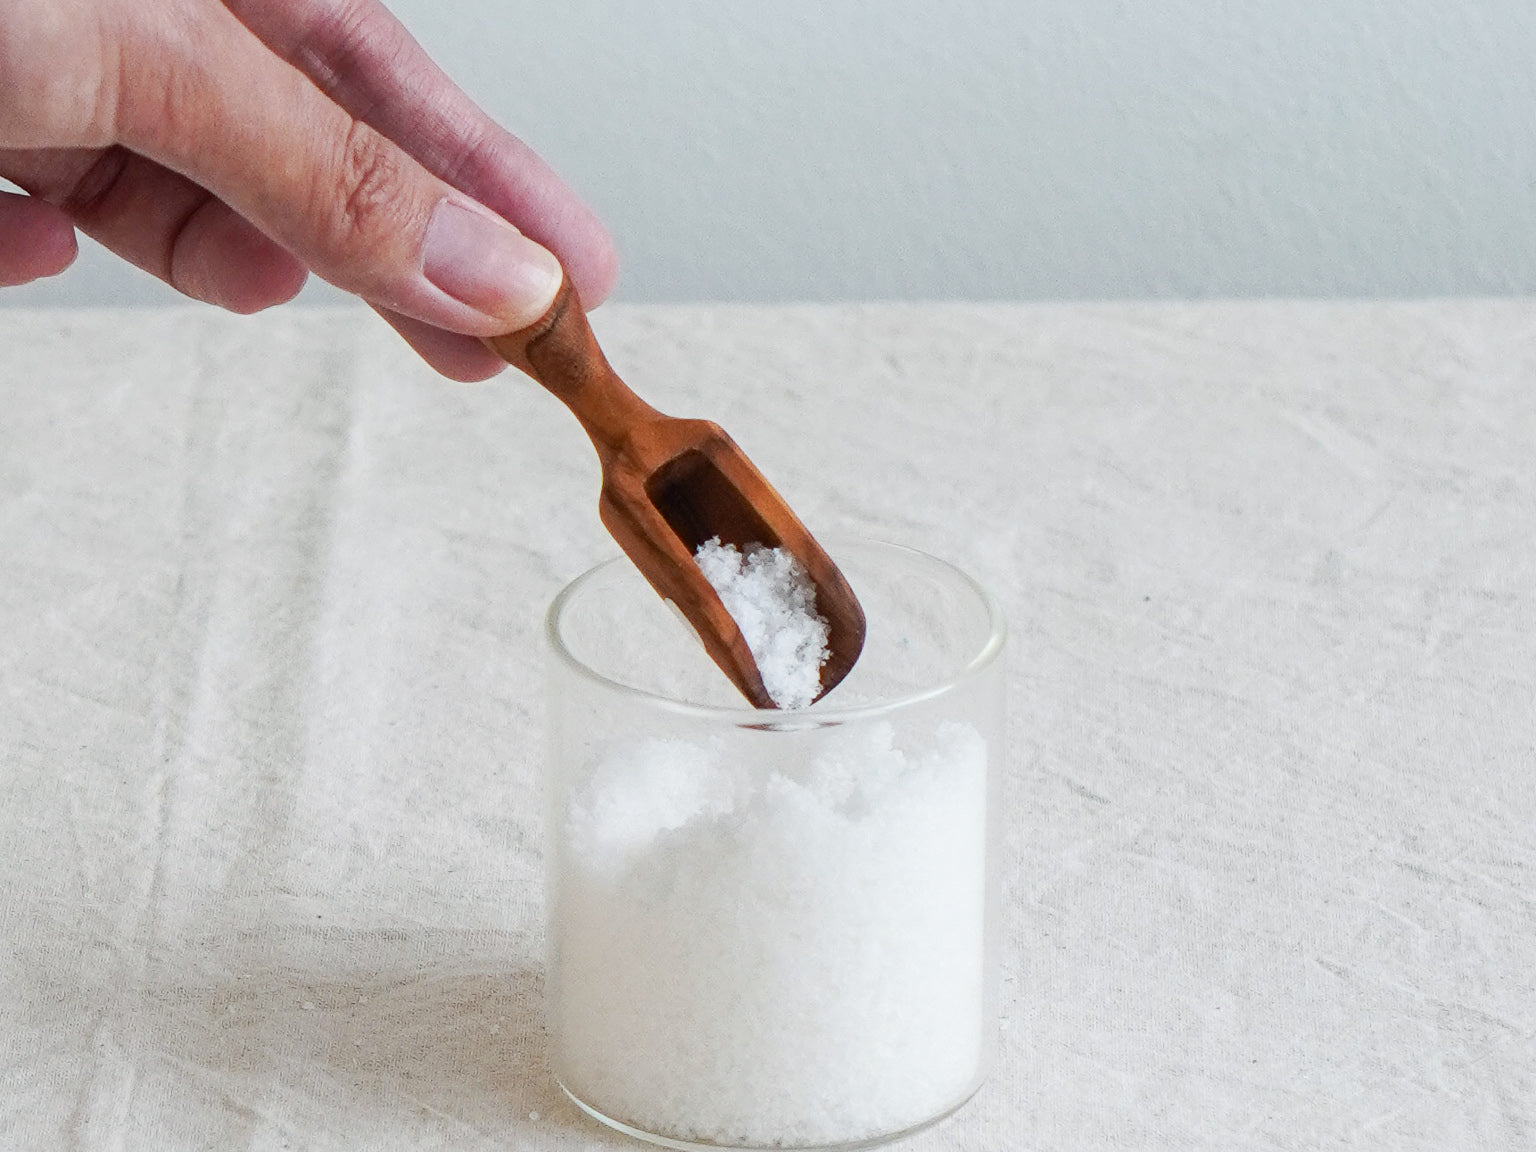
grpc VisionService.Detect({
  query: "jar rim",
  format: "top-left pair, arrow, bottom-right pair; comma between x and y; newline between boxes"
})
545,537 -> 1007,727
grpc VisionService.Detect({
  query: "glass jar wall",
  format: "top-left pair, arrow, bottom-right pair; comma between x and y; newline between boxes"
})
544,539 -> 1006,1151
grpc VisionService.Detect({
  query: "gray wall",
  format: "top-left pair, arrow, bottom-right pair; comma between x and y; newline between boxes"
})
6,0 -> 1534,305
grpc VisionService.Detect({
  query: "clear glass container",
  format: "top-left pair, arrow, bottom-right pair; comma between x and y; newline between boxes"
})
544,539 -> 1005,1151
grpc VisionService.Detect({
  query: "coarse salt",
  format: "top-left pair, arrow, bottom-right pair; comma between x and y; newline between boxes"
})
694,537 -> 830,709
553,719 -> 989,1146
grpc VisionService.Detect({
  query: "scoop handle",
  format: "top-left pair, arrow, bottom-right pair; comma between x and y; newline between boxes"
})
482,275 -> 659,453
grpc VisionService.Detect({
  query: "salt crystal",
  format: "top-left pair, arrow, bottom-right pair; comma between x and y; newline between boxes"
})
553,720 -> 989,1146
693,537 -> 830,709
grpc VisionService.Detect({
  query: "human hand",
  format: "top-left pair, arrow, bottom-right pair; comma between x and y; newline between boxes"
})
0,0 -> 617,381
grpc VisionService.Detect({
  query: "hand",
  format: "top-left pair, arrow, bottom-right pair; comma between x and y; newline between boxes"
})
0,0 -> 617,381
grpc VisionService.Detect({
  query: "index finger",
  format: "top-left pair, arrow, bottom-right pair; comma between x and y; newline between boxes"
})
222,0 -> 618,307
110,2 -> 561,337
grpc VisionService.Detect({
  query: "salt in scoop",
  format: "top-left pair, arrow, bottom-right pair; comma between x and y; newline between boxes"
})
484,272 -> 864,709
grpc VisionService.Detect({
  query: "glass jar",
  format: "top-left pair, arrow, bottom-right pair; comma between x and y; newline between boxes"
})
544,539 -> 1005,1151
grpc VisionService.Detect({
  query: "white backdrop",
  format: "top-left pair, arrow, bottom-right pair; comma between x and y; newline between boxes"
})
3,0 -> 1533,305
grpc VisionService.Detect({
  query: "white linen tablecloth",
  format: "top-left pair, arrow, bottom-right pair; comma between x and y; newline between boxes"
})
1,300 -> 1532,1150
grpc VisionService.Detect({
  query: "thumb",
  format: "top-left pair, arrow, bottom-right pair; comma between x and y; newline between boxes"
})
111,5 -> 560,336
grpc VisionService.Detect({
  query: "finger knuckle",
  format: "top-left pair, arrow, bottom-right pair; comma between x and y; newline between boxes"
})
322,119 -> 416,249
295,0 -> 379,96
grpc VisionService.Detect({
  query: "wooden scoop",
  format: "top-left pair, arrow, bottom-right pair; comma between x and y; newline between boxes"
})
485,275 -> 865,709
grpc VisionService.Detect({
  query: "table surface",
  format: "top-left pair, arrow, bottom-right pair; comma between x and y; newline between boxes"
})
1,300 -> 1532,1151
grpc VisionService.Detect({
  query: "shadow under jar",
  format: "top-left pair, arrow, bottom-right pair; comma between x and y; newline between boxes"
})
544,539 -> 1006,1151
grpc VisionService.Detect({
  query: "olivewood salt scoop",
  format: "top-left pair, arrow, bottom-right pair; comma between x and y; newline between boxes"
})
484,274 -> 865,709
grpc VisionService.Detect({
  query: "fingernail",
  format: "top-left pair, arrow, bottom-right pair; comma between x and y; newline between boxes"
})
422,199 -> 562,330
